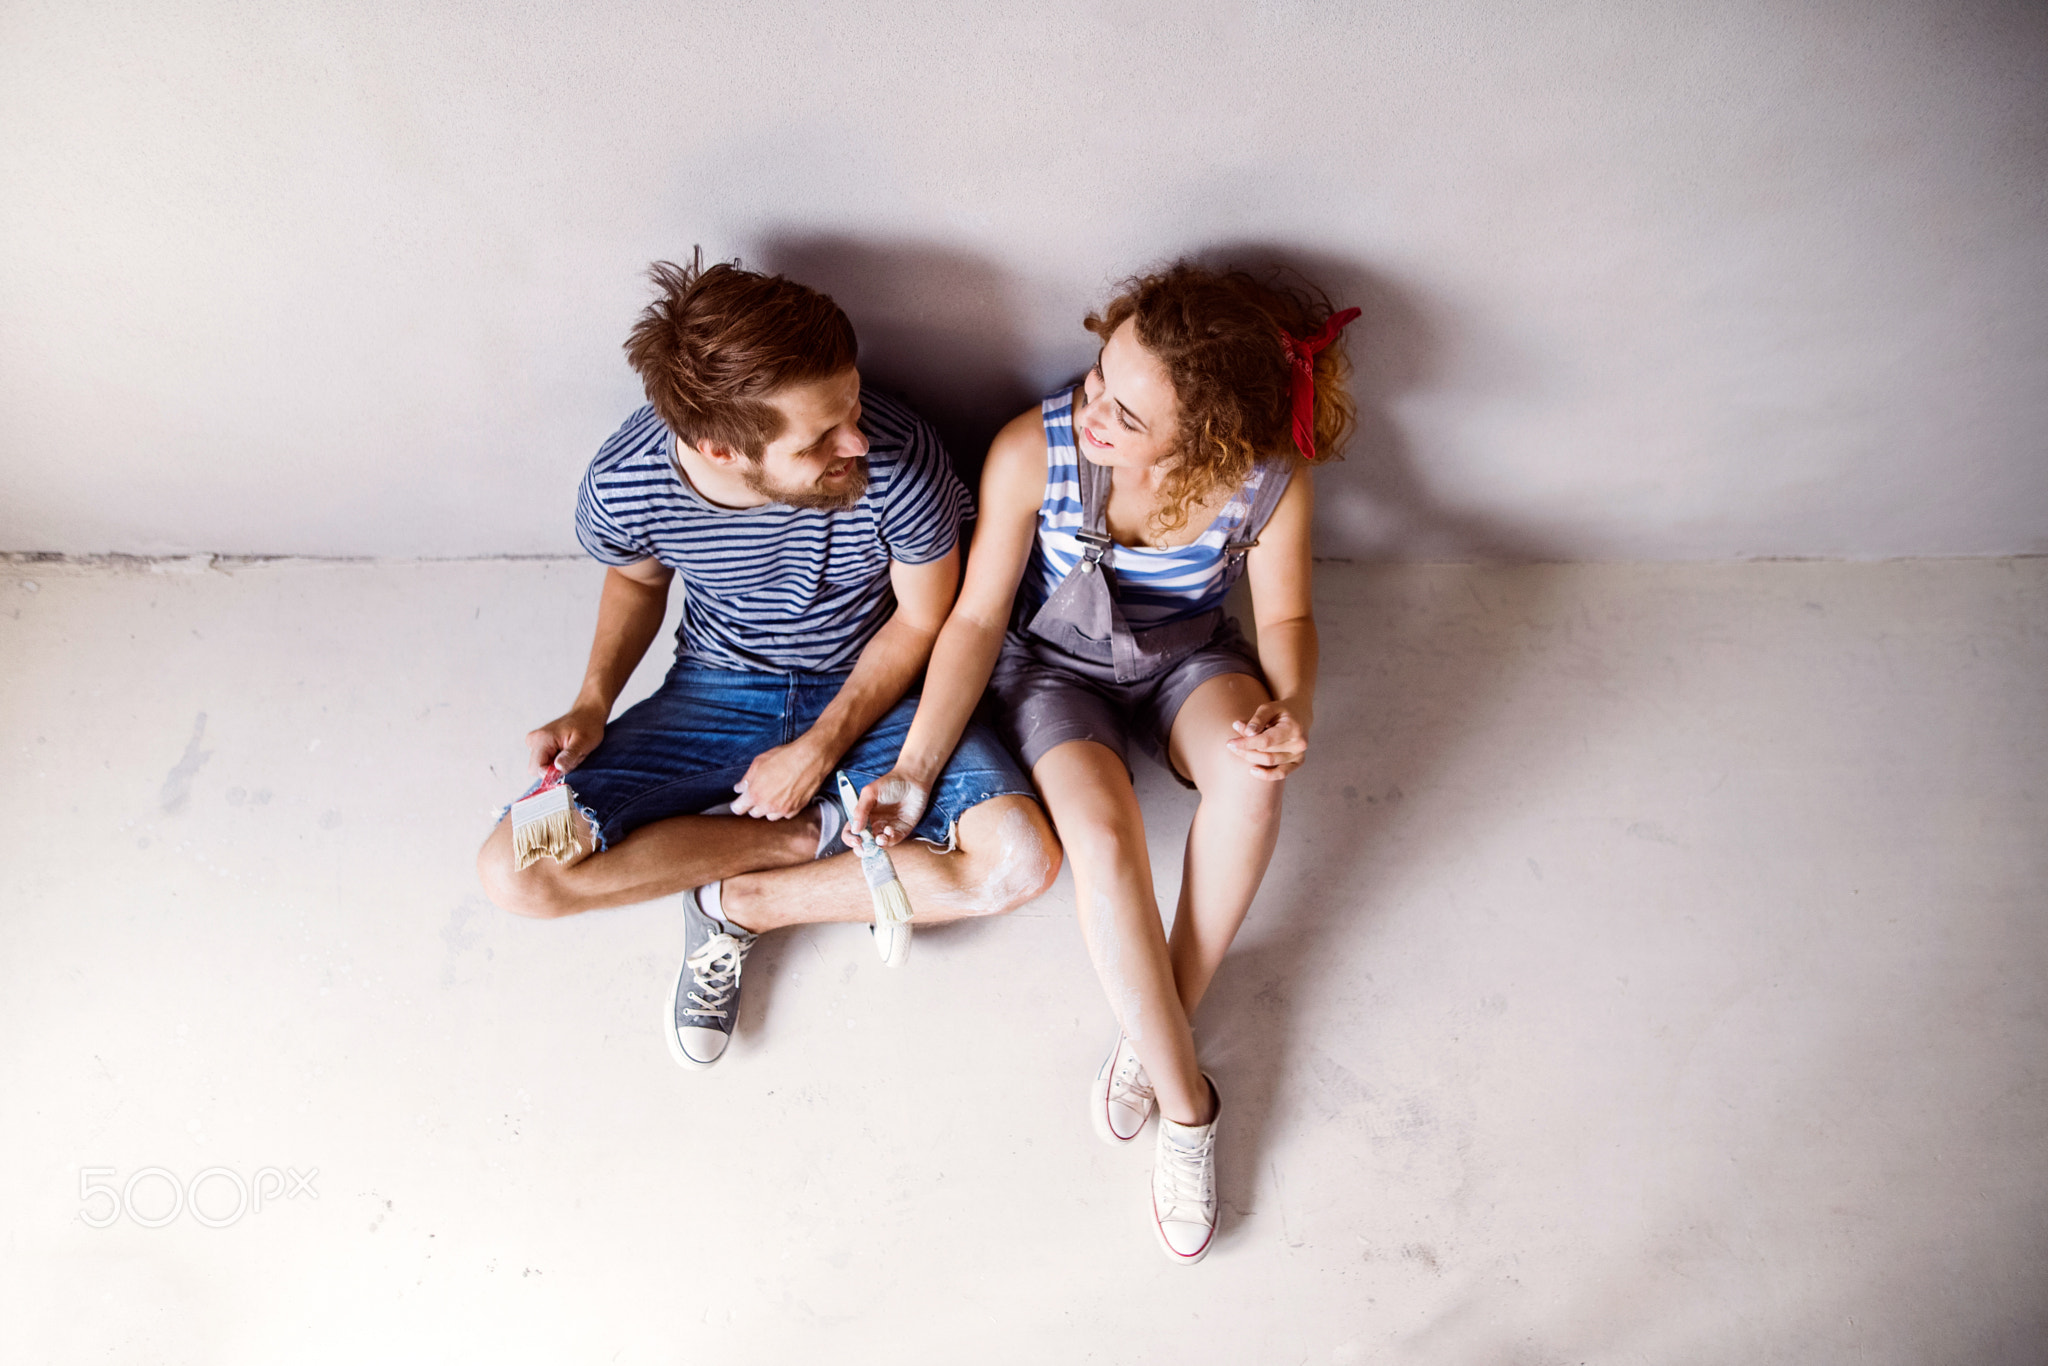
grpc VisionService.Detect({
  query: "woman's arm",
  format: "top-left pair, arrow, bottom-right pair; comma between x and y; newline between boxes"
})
852,408 -> 1050,843
730,546 -> 957,819
1231,467 -> 1319,781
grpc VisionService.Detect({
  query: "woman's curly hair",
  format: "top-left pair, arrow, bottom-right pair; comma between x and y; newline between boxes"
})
1085,263 -> 1356,535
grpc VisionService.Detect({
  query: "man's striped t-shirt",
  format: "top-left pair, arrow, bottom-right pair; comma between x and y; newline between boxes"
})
574,388 -> 970,673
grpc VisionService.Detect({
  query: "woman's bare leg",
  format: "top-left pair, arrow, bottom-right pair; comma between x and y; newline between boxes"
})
1164,673 -> 1287,1017
1031,740 -> 1210,1126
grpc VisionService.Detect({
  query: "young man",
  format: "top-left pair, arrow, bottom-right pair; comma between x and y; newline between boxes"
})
477,257 -> 1059,1068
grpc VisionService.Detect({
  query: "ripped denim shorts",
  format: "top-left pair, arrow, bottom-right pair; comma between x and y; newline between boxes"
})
500,664 -> 1036,853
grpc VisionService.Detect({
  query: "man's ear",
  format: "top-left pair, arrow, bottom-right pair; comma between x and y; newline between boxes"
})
692,438 -> 746,469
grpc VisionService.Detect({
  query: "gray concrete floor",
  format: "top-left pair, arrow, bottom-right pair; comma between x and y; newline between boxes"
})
3,556 -> 2044,1364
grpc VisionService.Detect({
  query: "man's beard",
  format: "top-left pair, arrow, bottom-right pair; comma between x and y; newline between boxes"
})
739,457 -> 870,511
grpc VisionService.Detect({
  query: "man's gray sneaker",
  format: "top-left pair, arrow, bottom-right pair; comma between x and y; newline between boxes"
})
811,794 -> 848,859
667,887 -> 756,1069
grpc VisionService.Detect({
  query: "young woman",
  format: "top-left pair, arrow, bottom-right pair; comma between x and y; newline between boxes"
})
851,263 -> 1357,1262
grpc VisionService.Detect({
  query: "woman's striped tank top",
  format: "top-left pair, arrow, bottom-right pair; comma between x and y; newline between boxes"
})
1025,386 -> 1278,627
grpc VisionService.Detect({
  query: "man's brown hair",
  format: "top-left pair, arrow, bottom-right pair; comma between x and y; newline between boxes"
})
624,253 -> 858,459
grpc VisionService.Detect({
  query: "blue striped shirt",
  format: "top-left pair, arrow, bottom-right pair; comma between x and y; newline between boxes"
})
1026,387 -> 1276,626
575,389 -> 970,673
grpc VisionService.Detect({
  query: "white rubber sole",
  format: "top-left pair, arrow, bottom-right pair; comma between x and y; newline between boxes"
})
1151,1199 -> 1216,1265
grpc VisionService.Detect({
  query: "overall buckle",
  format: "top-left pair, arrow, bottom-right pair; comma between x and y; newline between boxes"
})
1075,529 -> 1112,573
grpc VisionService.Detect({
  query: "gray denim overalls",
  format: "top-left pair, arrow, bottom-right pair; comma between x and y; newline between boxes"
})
988,439 -> 1297,776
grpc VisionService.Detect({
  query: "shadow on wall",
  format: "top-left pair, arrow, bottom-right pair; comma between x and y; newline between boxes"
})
753,233 -> 1042,494
1193,241 -> 1562,565
758,233 -> 1559,565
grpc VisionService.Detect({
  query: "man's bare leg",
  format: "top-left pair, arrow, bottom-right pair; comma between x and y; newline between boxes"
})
476,808 -> 822,919
717,794 -> 1059,933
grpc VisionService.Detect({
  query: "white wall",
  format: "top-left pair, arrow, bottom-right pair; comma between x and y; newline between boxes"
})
1,0 -> 2043,561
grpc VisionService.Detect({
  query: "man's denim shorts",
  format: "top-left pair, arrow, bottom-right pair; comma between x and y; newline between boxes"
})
505,664 -> 1037,853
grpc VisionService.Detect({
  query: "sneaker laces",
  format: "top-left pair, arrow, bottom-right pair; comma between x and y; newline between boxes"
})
1109,1043 -> 1154,1105
1156,1126 -> 1216,1219
682,933 -> 748,1020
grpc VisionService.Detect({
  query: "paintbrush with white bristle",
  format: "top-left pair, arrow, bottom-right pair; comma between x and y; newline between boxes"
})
838,770 -> 913,966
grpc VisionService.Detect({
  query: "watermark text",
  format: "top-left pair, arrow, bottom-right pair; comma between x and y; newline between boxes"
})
79,1166 -> 319,1228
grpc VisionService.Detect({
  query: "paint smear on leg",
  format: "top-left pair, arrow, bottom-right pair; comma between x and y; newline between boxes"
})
928,804 -> 1052,915
1088,887 -> 1146,1043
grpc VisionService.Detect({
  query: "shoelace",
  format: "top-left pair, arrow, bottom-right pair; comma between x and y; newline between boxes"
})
1155,1126 -> 1216,1219
682,933 -> 748,1020
1109,1043 -> 1154,1105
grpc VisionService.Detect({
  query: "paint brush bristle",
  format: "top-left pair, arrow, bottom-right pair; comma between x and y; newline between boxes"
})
511,770 -> 581,870
838,769 -> 915,966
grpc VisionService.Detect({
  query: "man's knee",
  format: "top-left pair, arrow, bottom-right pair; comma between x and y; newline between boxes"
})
950,795 -> 1062,917
476,824 -> 580,920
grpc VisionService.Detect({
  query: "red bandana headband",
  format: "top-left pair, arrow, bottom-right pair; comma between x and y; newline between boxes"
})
1280,306 -> 1361,460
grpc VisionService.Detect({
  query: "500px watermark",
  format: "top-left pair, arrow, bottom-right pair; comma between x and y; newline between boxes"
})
78,1166 -> 319,1228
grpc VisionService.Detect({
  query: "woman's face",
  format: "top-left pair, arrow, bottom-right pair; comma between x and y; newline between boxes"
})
1075,318 -> 1179,470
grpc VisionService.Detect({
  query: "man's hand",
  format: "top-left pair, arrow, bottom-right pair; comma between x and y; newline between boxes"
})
732,734 -> 837,820
1224,699 -> 1310,781
848,768 -> 933,847
527,703 -> 608,775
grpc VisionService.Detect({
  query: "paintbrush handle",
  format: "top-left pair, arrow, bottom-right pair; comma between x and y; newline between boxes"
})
856,840 -> 897,890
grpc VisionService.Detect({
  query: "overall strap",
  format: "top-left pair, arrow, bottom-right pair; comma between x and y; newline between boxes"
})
1072,443 -> 1115,574
1223,459 -> 1297,562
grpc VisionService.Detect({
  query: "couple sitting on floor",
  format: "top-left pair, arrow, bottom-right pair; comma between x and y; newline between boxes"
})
476,253 -> 1357,1264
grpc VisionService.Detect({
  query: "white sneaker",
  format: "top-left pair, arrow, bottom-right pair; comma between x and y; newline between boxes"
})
1152,1076 -> 1220,1264
1089,1034 -> 1155,1144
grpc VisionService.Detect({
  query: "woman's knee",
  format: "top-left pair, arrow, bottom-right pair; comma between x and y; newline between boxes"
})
1055,805 -> 1150,879
1032,741 -> 1149,878
1192,759 -> 1287,819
